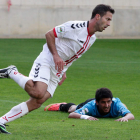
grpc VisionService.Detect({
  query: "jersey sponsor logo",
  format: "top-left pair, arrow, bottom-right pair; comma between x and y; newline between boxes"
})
81,108 -> 89,115
71,22 -> 86,29
77,39 -> 84,44
57,26 -> 65,33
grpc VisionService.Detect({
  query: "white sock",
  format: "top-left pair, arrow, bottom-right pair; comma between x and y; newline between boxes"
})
0,102 -> 29,124
9,70 -> 31,89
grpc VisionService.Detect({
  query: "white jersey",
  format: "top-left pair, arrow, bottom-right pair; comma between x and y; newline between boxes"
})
32,21 -> 96,96
42,21 -> 96,72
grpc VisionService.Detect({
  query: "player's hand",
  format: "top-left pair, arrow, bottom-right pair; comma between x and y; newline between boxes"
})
87,117 -> 99,121
115,117 -> 128,122
53,55 -> 65,72
58,72 -> 66,85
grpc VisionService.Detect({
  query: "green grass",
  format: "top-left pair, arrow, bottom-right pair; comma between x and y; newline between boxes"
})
0,39 -> 140,139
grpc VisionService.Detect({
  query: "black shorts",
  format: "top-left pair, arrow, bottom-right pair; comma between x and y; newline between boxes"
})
76,98 -> 95,110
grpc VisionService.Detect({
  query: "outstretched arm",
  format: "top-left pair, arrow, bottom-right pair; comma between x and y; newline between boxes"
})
45,30 -> 65,73
68,112 -> 98,121
115,113 -> 134,122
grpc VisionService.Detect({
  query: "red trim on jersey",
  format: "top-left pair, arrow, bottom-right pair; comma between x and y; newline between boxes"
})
53,28 -> 57,37
65,35 -> 91,65
87,27 -> 92,37
76,36 -> 90,56
65,54 -> 78,64
83,36 -> 90,49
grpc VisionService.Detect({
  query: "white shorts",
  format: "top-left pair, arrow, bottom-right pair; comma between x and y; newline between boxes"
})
29,51 -> 64,97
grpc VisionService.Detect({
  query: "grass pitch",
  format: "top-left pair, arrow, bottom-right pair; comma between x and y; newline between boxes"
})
0,39 -> 140,140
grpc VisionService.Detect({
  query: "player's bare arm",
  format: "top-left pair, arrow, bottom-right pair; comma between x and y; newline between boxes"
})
68,112 -> 81,119
45,30 -> 65,72
68,112 -> 98,121
115,113 -> 134,122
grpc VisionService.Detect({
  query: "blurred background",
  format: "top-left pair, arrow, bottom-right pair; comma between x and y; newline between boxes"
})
0,0 -> 140,39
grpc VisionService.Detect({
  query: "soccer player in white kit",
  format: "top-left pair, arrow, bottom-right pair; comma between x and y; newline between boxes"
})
0,4 -> 115,134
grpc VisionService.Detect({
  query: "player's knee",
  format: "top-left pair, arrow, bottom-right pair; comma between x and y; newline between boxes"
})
68,105 -> 77,113
25,81 -> 47,99
36,90 -> 45,99
28,89 -> 45,99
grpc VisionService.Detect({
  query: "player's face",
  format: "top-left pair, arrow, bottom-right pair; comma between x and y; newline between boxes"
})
96,98 -> 112,115
96,11 -> 113,32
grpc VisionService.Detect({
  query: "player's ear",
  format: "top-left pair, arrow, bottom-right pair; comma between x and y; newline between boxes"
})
96,100 -> 99,105
95,14 -> 101,20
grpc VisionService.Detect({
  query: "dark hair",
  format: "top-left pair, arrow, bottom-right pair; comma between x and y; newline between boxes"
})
95,88 -> 113,102
91,4 -> 115,19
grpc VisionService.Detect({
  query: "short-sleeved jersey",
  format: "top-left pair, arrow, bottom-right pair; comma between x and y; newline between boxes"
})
74,98 -> 131,118
43,21 -> 96,72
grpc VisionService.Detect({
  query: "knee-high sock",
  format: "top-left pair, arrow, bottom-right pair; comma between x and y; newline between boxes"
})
59,103 -> 75,112
9,70 -> 31,89
0,102 -> 29,124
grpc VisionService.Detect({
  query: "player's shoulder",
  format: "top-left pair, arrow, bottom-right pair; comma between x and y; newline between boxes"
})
62,20 -> 88,30
112,98 -> 122,106
89,99 -> 96,106
112,97 -> 121,102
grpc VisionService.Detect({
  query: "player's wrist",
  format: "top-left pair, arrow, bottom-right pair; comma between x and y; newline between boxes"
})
80,115 -> 90,120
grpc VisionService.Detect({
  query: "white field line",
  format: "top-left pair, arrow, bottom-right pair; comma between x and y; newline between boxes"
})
0,99 -> 46,108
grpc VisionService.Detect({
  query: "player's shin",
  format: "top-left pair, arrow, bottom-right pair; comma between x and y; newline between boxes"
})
0,102 -> 29,124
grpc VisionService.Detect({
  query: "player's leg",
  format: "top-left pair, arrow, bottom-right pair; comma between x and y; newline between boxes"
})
0,101 -> 29,134
65,98 -> 96,113
27,72 -> 60,112
0,49 -> 52,99
0,82 -> 48,124
0,63 -> 50,134
0,63 -> 50,123
0,102 -> 29,125
25,63 -> 52,99
25,80 -> 48,99
0,65 -> 31,89
0,91 -> 51,134
26,91 -> 51,112
67,105 -> 77,113
48,103 -> 76,112
0,65 -> 47,99
76,98 -> 95,109
44,102 -> 67,111
0,65 -> 59,122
